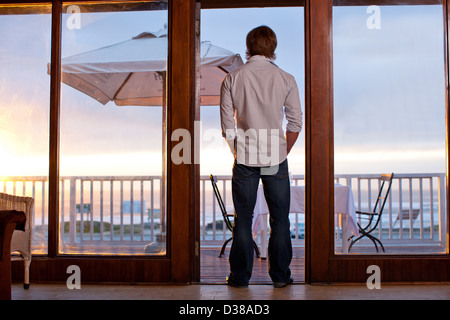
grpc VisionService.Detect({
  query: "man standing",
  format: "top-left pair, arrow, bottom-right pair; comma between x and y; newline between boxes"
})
220,25 -> 303,288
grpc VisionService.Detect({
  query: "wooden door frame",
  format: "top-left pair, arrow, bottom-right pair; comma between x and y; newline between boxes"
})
200,0 -> 450,284
305,0 -> 450,283
6,0 -> 450,284
9,0 -> 197,284
168,0 -> 198,283
196,0 -> 307,284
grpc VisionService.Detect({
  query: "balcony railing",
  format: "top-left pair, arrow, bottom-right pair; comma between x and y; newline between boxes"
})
202,173 -> 447,254
0,173 -> 447,254
334,173 -> 447,252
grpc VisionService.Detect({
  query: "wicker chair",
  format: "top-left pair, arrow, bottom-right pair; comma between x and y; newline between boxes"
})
0,193 -> 34,289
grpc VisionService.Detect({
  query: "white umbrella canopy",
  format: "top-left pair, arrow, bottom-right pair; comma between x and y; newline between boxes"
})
59,27 -> 243,106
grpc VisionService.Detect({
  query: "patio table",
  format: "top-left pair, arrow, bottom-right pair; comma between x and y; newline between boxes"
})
252,184 -> 359,257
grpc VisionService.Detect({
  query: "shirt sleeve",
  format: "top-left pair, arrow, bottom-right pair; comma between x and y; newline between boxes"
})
284,76 -> 303,133
220,75 -> 236,140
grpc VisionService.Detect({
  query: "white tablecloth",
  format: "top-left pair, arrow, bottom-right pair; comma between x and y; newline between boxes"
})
252,184 -> 359,256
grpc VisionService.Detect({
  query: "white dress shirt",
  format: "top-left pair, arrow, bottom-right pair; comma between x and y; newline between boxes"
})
220,55 -> 303,167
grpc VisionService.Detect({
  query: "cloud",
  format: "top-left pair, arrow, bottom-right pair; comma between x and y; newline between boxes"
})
333,5 -> 446,149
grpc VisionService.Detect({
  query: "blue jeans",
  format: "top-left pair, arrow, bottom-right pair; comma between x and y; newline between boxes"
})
229,159 -> 292,285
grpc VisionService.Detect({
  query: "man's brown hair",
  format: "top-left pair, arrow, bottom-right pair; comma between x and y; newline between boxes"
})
245,25 -> 277,60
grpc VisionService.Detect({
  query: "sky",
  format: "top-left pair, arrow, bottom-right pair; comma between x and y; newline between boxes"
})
333,5 -> 446,174
0,3 -> 446,178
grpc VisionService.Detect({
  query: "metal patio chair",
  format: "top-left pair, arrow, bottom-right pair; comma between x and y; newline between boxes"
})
348,173 -> 394,253
209,174 -> 260,258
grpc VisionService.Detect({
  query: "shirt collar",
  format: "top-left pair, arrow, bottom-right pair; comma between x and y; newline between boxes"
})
246,55 -> 272,63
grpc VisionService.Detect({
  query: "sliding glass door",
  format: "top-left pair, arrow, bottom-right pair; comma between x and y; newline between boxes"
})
0,4 -> 51,255
58,2 -> 168,255
333,3 -> 447,255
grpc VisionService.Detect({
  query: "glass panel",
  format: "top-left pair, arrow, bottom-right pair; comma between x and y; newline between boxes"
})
333,3 -> 447,254
200,7 -> 305,282
59,1 -> 168,255
0,4 -> 52,255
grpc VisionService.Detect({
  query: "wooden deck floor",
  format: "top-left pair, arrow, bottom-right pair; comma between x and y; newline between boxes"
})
200,246 -> 305,284
199,243 -> 446,284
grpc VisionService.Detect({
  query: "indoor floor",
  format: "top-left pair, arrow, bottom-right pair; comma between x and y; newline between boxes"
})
10,282 -> 450,300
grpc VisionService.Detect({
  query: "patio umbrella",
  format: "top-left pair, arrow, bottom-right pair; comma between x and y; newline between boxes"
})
58,26 -> 243,107
55,26 -> 243,253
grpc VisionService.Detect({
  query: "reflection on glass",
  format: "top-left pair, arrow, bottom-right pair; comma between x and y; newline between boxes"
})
0,5 -> 51,255
333,4 -> 447,254
59,1 -> 168,255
